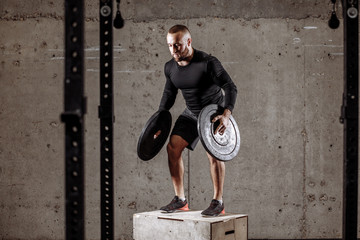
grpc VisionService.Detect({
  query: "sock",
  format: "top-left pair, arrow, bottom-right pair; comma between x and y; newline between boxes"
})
216,199 -> 223,205
179,197 -> 186,202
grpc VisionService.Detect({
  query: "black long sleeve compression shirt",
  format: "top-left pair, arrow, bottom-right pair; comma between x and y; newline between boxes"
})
159,49 -> 237,115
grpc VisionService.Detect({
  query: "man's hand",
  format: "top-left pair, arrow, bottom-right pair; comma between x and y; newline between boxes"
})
212,109 -> 232,135
154,130 -> 161,139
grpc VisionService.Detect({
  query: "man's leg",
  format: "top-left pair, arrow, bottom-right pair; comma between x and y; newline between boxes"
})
206,152 -> 225,201
167,135 -> 188,199
201,152 -> 225,216
160,135 -> 189,213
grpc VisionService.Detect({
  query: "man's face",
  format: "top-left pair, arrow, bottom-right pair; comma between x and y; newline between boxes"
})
167,32 -> 190,62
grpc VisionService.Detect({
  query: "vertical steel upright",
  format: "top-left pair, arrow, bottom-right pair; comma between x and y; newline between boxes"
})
341,1 -> 359,239
62,0 -> 86,239
99,0 -> 115,239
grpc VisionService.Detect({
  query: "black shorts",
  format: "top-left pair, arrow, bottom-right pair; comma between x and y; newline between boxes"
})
171,108 -> 200,151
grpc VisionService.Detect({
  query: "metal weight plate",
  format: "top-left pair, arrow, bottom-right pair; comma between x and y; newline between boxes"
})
197,104 -> 240,161
137,110 -> 172,161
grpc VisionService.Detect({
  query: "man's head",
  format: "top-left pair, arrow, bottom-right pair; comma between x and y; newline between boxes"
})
167,25 -> 193,62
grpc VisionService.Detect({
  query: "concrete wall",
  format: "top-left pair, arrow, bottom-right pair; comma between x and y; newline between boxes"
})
0,0 -> 355,239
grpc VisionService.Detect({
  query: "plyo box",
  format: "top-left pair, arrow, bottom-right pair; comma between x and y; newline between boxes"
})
133,210 -> 248,240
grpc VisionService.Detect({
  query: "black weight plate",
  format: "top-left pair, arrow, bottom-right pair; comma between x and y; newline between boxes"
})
137,110 -> 172,161
197,104 -> 240,161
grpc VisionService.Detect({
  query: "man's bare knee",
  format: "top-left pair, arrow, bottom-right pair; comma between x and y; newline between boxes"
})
207,153 -> 219,164
167,142 -> 182,159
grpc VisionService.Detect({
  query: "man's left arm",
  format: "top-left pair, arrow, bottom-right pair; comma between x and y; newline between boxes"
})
208,56 -> 238,134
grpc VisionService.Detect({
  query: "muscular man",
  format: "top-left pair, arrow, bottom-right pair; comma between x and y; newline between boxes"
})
158,25 -> 237,216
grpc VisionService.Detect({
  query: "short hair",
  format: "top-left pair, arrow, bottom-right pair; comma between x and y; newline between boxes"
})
168,25 -> 191,35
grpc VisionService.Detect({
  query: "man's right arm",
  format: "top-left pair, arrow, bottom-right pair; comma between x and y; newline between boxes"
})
158,64 -> 178,111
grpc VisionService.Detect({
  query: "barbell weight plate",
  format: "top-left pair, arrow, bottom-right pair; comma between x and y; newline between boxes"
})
197,104 -> 240,161
137,110 -> 172,161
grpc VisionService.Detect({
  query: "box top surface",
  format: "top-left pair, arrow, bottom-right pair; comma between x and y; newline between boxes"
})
134,210 -> 247,223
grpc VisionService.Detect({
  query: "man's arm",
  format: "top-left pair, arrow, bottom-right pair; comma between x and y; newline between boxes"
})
208,56 -> 237,113
158,64 -> 178,111
208,56 -> 238,134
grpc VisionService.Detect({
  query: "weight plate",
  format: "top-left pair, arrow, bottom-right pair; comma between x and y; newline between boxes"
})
197,104 -> 240,161
137,110 -> 172,161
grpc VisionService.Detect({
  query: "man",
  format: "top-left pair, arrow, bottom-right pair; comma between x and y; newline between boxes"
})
158,25 -> 237,216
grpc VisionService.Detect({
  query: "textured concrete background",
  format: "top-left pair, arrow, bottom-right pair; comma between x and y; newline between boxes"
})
0,0 -> 356,239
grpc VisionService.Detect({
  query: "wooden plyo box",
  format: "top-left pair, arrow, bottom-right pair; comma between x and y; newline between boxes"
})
133,210 -> 248,240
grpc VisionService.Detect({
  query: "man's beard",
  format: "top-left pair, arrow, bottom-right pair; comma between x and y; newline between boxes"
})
173,48 -> 189,62
173,55 -> 185,62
